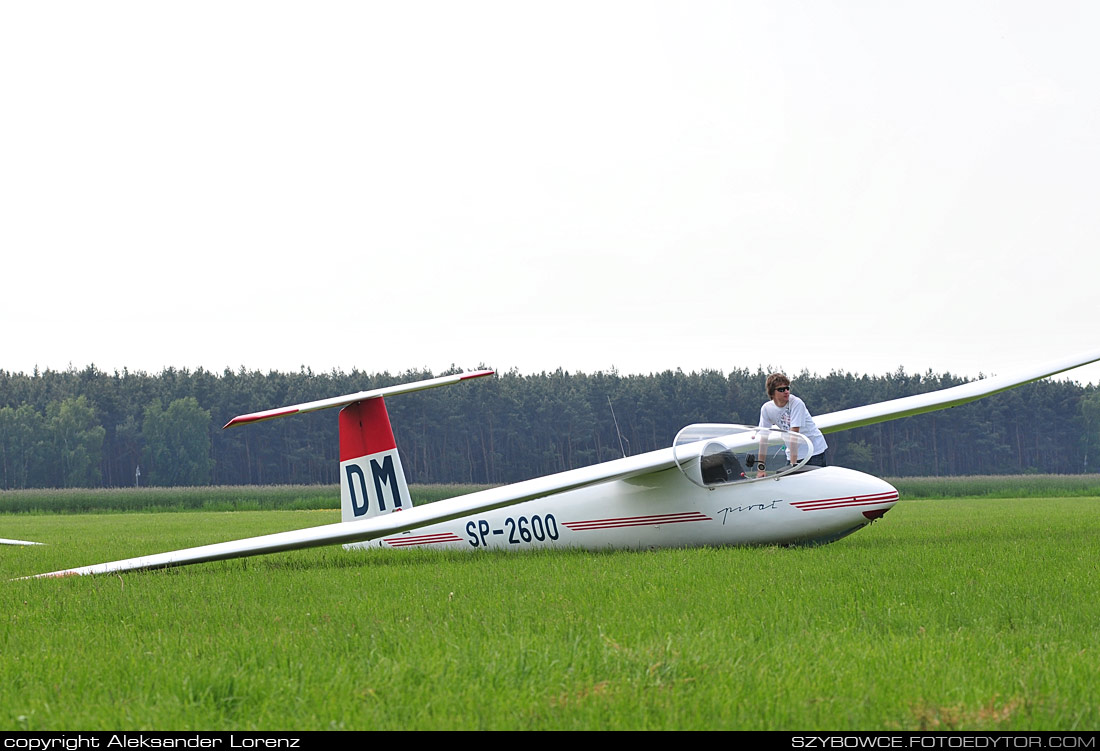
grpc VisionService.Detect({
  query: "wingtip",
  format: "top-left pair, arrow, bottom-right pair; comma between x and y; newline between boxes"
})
462,369 -> 496,380
11,569 -> 78,582
223,407 -> 299,430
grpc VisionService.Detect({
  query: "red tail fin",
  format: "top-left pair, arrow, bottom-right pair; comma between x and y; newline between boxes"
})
339,397 -> 411,523
339,398 -> 396,461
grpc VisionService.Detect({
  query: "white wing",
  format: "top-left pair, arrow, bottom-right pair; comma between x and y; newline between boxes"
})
816,348 -> 1100,432
23,349 -> 1100,578
222,370 -> 495,428
23,450 -> 679,578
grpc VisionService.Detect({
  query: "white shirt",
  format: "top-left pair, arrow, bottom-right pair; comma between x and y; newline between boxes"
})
758,394 -> 828,457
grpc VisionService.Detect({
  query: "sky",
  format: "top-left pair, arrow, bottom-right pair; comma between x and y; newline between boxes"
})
3,1 -> 1100,387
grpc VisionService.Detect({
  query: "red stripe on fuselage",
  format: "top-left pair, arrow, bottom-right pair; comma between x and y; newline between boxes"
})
563,512 -> 711,531
384,533 -> 463,547
791,492 -> 899,511
339,398 -> 397,462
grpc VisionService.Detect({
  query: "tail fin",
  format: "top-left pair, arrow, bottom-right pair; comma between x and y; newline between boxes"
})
339,397 -> 410,523
222,369 -> 495,522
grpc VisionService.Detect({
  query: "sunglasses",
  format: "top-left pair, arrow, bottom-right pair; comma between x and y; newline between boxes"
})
775,387 -> 790,393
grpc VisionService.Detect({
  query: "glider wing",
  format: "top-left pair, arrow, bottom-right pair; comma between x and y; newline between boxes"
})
23,449 -> 680,578
222,370 -> 495,428
815,349 -> 1100,433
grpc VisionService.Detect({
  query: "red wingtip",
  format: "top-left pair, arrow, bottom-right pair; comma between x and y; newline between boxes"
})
223,407 -> 299,429
461,369 -> 495,380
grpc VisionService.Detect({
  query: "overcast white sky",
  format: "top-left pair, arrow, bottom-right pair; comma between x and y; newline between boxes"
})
3,1 -> 1099,387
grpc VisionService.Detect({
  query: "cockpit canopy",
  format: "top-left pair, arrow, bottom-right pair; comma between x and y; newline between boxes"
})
672,424 -> 815,488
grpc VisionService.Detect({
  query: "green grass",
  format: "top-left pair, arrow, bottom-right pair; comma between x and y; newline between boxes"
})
887,474 -> 1100,499
0,484 -> 487,514
2,494 -> 1098,730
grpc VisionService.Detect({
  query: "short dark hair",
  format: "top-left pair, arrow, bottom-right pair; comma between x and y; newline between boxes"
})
766,373 -> 790,396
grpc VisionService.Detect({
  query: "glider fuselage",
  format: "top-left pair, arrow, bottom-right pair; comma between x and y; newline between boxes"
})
353,466 -> 899,553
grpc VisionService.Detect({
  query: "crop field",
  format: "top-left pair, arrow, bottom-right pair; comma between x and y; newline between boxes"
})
1,482 -> 1098,731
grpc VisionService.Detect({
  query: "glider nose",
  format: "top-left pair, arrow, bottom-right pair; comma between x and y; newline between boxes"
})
861,476 -> 899,520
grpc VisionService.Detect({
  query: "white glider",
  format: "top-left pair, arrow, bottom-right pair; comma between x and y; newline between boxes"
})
24,349 -> 1100,579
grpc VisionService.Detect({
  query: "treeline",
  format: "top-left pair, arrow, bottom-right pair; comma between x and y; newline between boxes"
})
2,364 -> 1100,490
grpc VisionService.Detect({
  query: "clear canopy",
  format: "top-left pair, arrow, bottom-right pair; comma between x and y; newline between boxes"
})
672,424 -> 815,488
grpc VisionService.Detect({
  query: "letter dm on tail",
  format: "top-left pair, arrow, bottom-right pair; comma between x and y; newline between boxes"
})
338,397 -> 409,523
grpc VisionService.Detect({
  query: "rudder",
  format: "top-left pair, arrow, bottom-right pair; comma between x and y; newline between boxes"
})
339,398 -> 412,523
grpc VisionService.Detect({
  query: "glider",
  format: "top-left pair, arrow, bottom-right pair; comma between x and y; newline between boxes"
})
23,350 -> 1100,578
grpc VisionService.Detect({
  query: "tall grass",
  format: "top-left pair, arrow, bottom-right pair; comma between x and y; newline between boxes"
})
0,484 -> 487,514
887,474 -> 1100,498
2,496 -> 1098,730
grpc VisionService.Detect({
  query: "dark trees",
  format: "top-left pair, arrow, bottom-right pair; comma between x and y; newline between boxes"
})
0,364 -> 1095,488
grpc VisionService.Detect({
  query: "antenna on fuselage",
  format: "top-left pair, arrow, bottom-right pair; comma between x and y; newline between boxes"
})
607,396 -> 630,457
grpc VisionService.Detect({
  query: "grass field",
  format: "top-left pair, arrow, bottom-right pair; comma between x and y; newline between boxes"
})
0,484 -> 486,514
2,485 -> 1098,730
